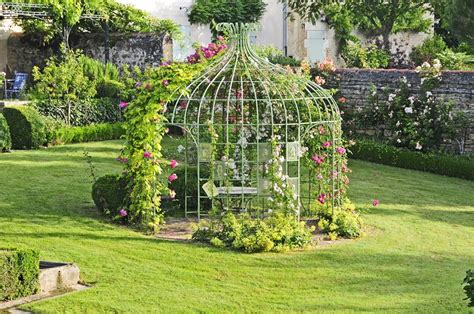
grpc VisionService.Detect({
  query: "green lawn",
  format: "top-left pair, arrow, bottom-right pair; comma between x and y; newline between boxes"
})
0,140 -> 473,312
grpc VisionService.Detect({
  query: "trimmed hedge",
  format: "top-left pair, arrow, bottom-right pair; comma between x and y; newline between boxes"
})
92,174 -> 128,216
351,139 -> 474,181
0,112 -> 11,152
49,123 -> 124,145
2,106 -> 47,149
0,248 -> 40,301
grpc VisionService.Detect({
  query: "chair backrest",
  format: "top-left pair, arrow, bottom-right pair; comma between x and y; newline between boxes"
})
13,73 -> 28,91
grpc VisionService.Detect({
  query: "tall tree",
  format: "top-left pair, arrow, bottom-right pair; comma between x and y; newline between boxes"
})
443,0 -> 474,46
188,0 -> 267,37
284,0 -> 433,51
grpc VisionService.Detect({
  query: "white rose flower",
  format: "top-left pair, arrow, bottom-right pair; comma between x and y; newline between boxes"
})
404,107 -> 413,114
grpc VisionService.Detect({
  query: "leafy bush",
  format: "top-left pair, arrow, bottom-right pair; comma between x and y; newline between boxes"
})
33,97 -> 123,126
0,248 -> 40,301
78,55 -> 124,98
192,212 -> 314,253
411,35 -> 474,70
0,112 -> 11,152
32,49 -> 97,126
313,202 -> 363,240
49,123 -> 124,146
342,41 -> 390,68
410,35 -> 448,65
351,139 -> 474,181
436,50 -> 474,70
357,66 -> 468,153
463,269 -> 474,307
92,174 -> 128,217
2,106 -> 47,149
256,45 -> 301,66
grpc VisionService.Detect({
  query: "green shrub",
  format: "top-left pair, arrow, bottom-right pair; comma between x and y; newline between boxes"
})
96,79 -> 126,98
0,112 -> 12,152
436,50 -> 474,70
410,35 -> 447,65
351,139 -> 474,181
2,106 -> 47,149
311,201 -> 363,240
256,45 -> 301,66
0,248 -> 40,301
34,98 -> 123,127
92,174 -> 128,216
192,212 -> 314,253
49,123 -> 124,145
342,41 -> 390,68
463,269 -> 474,307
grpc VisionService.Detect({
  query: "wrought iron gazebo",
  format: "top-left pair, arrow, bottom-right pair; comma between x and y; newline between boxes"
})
169,23 -> 342,220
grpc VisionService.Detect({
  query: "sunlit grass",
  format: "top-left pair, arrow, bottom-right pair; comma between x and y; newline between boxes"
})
0,140 -> 472,312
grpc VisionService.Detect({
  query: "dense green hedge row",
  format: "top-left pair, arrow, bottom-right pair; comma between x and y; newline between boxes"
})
0,113 -> 11,152
350,139 -> 474,181
2,106 -> 48,149
0,106 -> 124,150
50,123 -> 125,145
0,248 -> 40,301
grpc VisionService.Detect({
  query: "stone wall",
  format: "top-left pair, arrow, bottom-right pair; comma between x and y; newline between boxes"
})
335,68 -> 474,153
6,32 -> 168,74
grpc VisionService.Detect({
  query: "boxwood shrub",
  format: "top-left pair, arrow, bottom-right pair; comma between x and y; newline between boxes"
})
49,123 -> 124,145
2,106 -> 47,149
0,112 -> 11,152
92,174 -> 128,216
0,248 -> 40,301
351,139 -> 474,181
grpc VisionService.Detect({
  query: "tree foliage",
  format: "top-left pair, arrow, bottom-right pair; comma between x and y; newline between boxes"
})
188,0 -> 266,35
284,0 -> 433,50
443,0 -> 474,46
13,0 -> 180,46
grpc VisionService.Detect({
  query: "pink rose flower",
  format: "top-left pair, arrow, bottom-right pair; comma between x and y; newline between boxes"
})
236,89 -> 243,99
168,173 -> 178,182
162,80 -> 169,87
372,199 -> 380,207
119,208 -> 127,217
323,141 -> 332,148
336,147 -> 346,154
311,155 -> 325,165
338,97 -> 346,103
115,156 -> 128,164
143,151 -> 153,159
179,100 -> 188,109
318,126 -> 326,135
318,193 -> 326,204
170,159 -> 178,169
119,101 -> 129,109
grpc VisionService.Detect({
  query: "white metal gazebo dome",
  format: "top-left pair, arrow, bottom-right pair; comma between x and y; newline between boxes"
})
168,23 -> 343,219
